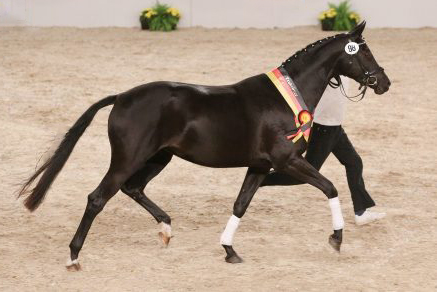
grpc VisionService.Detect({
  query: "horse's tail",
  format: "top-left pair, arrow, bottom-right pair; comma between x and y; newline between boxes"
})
18,95 -> 118,211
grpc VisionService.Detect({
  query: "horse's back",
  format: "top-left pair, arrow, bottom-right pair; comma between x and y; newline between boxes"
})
108,76 -> 291,168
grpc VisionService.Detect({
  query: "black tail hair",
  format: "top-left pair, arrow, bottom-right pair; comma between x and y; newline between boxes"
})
18,95 -> 117,211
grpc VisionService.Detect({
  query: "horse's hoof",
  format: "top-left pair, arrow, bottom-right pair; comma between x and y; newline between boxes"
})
328,229 -> 343,252
329,235 -> 341,252
225,253 -> 243,264
222,245 -> 243,264
66,259 -> 81,271
158,231 -> 171,247
158,222 -> 172,247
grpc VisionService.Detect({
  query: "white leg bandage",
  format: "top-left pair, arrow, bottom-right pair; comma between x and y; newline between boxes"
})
159,222 -> 172,238
66,258 -> 79,267
328,197 -> 345,230
220,215 -> 240,246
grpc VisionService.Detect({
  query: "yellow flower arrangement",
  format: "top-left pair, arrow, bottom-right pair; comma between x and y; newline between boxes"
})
167,7 -> 180,18
139,3 -> 181,31
349,12 -> 360,23
318,13 -> 325,20
319,8 -> 337,20
145,9 -> 157,19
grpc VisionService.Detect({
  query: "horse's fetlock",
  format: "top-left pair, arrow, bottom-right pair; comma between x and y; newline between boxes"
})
233,202 -> 245,218
159,216 -> 171,225
325,182 -> 338,198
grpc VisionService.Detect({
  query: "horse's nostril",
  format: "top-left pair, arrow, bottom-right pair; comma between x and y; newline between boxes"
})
388,80 -> 391,86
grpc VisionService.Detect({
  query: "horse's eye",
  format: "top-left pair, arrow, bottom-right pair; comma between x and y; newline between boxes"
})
362,46 -> 371,55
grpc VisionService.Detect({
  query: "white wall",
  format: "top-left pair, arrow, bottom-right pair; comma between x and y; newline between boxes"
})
0,0 -> 436,28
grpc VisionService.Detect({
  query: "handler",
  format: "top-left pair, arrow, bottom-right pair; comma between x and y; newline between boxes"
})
261,77 -> 385,225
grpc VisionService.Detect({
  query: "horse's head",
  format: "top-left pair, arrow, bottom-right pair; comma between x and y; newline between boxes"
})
335,21 -> 391,95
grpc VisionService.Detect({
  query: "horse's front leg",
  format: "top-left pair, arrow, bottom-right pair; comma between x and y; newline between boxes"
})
274,155 -> 344,251
220,167 -> 270,263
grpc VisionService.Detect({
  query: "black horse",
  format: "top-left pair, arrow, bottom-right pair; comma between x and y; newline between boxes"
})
19,22 -> 390,270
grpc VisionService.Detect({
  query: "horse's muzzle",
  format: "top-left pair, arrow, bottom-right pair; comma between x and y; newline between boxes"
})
369,72 -> 391,95
373,79 -> 391,95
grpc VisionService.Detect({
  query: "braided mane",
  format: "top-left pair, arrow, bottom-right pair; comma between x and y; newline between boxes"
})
282,33 -> 348,66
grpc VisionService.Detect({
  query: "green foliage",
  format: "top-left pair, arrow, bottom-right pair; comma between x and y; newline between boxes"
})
149,5 -> 177,31
329,1 -> 355,31
319,1 -> 360,31
140,2 -> 181,31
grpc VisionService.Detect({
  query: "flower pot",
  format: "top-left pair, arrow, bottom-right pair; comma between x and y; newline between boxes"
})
321,19 -> 334,31
140,17 -> 149,30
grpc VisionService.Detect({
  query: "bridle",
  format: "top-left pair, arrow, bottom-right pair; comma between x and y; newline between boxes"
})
329,39 -> 385,102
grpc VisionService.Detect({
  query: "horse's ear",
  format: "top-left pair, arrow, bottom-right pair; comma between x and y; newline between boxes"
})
348,21 -> 366,39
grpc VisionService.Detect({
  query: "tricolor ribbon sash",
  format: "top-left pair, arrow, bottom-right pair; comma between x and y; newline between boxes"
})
266,67 -> 313,143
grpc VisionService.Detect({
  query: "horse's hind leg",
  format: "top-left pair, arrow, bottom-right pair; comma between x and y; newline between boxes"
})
66,158 -> 147,271
66,176 -> 118,270
220,167 -> 270,263
121,150 -> 173,246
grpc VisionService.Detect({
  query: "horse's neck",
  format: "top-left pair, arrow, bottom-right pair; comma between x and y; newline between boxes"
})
283,42 -> 343,112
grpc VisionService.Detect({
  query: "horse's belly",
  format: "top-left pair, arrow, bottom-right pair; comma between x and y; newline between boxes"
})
169,135 -> 253,168
170,150 -> 248,168
167,120 -> 257,168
